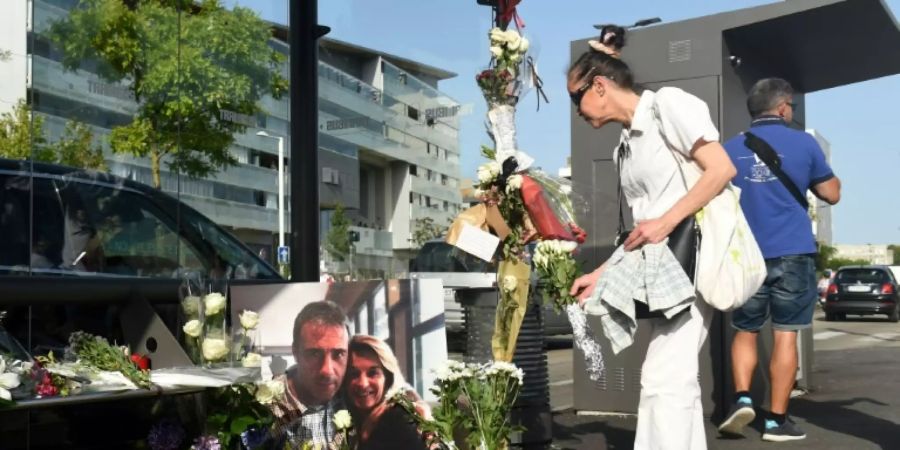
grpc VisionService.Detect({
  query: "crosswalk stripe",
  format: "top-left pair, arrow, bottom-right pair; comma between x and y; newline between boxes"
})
814,331 -> 847,340
857,332 -> 900,343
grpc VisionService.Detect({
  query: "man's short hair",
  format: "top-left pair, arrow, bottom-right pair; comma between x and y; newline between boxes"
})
747,78 -> 794,118
292,301 -> 347,345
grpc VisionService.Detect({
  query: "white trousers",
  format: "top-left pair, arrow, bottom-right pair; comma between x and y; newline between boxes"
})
634,300 -> 713,450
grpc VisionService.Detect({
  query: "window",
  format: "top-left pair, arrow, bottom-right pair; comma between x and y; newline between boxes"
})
441,174 -> 448,186
407,105 -> 419,121
410,165 -> 418,176
443,201 -> 449,211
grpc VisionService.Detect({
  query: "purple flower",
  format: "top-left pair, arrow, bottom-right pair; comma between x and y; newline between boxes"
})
192,435 -> 222,450
147,419 -> 185,450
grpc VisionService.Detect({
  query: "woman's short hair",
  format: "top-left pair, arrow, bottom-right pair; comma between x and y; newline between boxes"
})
747,78 -> 794,118
347,335 -> 408,402
568,25 -> 636,91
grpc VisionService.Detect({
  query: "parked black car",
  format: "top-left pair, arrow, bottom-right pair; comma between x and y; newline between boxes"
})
0,158 -> 280,280
823,265 -> 900,322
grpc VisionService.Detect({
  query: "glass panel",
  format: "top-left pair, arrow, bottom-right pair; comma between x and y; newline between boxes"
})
318,3 -> 471,281
178,0 -> 290,278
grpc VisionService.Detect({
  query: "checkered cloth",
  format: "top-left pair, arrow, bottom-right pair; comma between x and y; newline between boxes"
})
270,370 -> 345,450
584,242 -> 695,353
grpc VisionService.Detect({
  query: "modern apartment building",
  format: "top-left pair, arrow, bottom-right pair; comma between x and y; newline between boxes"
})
0,0 -> 464,277
806,129 -> 833,245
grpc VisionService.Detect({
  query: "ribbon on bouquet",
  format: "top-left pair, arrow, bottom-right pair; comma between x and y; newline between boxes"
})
565,303 -> 605,381
526,57 -> 549,112
498,0 -> 525,30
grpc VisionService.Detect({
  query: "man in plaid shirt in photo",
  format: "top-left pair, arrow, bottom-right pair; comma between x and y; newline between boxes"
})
271,301 -> 349,449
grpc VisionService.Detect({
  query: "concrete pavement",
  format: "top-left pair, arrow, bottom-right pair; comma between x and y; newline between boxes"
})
551,310 -> 900,449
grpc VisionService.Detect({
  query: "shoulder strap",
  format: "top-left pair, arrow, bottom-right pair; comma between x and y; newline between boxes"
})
743,131 -> 809,210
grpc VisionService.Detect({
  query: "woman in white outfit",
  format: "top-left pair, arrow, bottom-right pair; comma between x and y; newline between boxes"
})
568,26 -> 737,450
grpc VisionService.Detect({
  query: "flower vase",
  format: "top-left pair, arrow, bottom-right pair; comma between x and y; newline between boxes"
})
199,290 -> 230,368
179,277 -> 205,365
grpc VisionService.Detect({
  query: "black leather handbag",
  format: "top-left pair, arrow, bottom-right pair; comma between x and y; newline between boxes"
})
615,142 -> 700,319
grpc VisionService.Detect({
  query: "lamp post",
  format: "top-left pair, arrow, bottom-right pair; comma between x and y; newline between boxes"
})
257,131 -> 286,273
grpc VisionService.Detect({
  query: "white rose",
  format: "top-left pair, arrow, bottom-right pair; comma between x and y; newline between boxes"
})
489,46 -> 503,59
488,161 -> 501,177
519,37 -> 530,53
203,292 -> 226,316
181,295 -> 201,316
504,30 -> 521,49
507,174 -> 523,190
473,188 -> 485,198
334,409 -> 353,430
182,319 -> 202,338
502,275 -> 518,293
201,338 -> 229,361
489,27 -> 506,44
267,379 -> 285,397
254,383 -> 274,404
241,352 -> 262,368
477,164 -> 495,183
562,241 -> 578,252
239,310 -> 259,330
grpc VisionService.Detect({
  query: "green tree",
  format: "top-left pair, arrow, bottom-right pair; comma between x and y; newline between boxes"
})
57,121 -> 107,171
826,257 -> 869,271
0,100 -> 53,162
410,216 -> 449,249
815,242 -> 837,273
48,0 -> 287,188
0,100 -> 107,170
326,204 -> 351,262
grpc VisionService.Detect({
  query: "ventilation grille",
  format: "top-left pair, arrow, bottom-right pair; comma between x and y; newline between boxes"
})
668,39 -> 692,63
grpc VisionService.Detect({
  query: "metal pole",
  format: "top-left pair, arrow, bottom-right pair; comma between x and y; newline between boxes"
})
277,136 -> 285,250
290,0 -> 323,281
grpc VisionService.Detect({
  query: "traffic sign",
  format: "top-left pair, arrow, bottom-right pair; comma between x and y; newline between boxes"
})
278,246 -> 290,264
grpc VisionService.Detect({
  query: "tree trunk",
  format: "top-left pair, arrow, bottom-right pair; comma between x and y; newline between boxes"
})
151,148 -> 161,189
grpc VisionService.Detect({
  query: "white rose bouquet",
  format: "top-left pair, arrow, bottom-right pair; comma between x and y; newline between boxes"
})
533,239 -> 581,311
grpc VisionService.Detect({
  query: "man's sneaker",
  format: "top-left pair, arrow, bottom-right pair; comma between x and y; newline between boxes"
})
718,398 -> 756,436
762,418 -> 807,442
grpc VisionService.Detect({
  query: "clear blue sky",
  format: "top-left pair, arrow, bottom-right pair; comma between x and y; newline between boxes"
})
236,0 -> 900,246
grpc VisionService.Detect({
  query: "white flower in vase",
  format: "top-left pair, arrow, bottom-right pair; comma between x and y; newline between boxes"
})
203,292 -> 226,316
501,275 -> 518,293
181,295 -> 201,317
255,379 -> 285,404
183,319 -> 202,338
241,352 -> 262,368
0,358 -> 22,402
489,27 -> 506,44
334,409 -> 353,430
201,338 -> 229,362
239,310 -> 259,330
489,46 -> 503,59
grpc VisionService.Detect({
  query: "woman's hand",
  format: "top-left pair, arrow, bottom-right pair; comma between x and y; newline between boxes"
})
570,264 -> 607,306
622,217 -> 676,251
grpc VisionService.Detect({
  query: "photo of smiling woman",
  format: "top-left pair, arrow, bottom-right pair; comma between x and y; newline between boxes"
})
343,335 -> 428,450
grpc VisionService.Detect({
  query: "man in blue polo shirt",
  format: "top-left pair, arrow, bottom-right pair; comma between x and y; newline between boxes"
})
718,78 -> 841,442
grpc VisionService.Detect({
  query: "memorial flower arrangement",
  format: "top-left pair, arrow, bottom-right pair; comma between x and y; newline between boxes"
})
448,23 -> 592,364
393,360 -> 524,450
181,287 -> 261,367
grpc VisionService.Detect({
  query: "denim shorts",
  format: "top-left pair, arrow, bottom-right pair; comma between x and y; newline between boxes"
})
732,254 -> 817,332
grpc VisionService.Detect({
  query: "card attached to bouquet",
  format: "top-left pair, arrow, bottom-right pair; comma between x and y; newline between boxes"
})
454,223 -> 500,262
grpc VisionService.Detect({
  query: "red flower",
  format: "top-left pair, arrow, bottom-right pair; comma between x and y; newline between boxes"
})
569,223 -> 588,244
130,353 -> 151,371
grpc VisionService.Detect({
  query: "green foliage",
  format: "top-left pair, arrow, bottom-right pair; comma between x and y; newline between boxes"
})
815,242 -> 837,273
480,145 -> 496,160
826,257 -> 870,271
498,188 -> 526,261
0,100 -> 53,162
535,254 -> 581,311
0,100 -> 108,170
57,121 -> 107,171
65,331 -> 150,389
48,0 -> 288,188
326,204 -> 351,262
410,217 -> 449,249
206,384 -> 275,449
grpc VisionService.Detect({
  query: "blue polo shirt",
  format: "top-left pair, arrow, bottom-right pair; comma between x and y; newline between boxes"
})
723,117 -> 834,259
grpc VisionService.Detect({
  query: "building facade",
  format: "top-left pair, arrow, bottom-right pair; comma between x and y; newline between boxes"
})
833,244 -> 892,265
806,129 -> 834,245
0,0 -> 463,277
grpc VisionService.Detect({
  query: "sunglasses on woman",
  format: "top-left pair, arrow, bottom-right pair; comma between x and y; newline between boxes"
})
569,67 -> 597,108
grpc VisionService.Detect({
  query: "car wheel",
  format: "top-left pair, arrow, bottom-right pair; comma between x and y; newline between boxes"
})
889,307 -> 900,323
